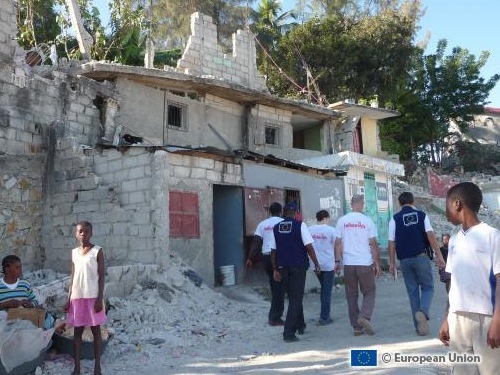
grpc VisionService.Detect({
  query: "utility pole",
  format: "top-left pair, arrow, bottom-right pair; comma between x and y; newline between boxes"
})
65,0 -> 93,60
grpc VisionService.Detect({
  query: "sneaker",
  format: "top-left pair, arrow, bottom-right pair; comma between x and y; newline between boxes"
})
283,335 -> 300,342
317,318 -> 333,326
415,311 -> 429,336
268,319 -> 285,326
357,317 -> 375,335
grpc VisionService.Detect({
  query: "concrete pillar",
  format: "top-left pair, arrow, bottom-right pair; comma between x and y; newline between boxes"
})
65,0 -> 93,59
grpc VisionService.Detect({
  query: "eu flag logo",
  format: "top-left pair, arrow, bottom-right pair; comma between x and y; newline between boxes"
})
350,349 -> 377,367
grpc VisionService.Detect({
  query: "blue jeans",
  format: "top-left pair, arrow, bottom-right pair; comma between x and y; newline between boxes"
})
316,271 -> 334,321
400,254 -> 434,330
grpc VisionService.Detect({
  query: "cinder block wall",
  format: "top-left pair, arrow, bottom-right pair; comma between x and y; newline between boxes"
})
334,116 -> 357,152
0,1 -> 107,269
176,12 -> 268,93
168,153 -> 243,285
0,64 -> 101,270
42,146 -> 170,272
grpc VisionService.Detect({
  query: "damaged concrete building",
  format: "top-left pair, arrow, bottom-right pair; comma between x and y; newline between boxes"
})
0,4 -> 404,290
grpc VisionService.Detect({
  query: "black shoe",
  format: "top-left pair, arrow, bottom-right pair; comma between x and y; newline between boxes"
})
297,328 -> 305,335
283,335 -> 299,342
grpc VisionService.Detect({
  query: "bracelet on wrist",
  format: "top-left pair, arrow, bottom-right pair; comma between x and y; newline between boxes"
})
335,260 -> 341,263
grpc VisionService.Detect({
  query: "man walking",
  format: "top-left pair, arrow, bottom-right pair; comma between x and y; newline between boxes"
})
388,191 -> 445,336
335,195 -> 381,336
246,202 -> 285,326
271,202 -> 321,342
309,210 -> 338,325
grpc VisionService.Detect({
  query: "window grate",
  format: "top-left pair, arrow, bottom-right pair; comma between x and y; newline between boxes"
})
265,126 -> 279,146
168,104 -> 183,127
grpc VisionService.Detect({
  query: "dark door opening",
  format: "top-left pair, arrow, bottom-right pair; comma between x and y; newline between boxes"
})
213,185 -> 244,285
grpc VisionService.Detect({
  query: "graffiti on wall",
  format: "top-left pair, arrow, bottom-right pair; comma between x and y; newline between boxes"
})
319,187 -> 343,222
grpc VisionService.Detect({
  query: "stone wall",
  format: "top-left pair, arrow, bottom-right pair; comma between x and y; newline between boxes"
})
0,58 -> 103,269
0,155 -> 44,267
176,12 -> 268,93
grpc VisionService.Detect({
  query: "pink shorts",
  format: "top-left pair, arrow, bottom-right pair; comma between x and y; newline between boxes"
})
66,298 -> 106,327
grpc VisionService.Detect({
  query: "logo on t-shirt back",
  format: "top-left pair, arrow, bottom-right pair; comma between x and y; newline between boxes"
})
344,221 -> 366,229
312,233 -> 328,240
278,221 -> 292,234
402,212 -> 419,227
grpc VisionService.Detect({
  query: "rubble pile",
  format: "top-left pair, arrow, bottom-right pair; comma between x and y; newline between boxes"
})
39,257 -> 267,374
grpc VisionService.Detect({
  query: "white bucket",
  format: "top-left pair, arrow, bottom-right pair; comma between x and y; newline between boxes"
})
220,265 -> 235,286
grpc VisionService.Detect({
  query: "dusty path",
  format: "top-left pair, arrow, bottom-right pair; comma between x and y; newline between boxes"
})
90,267 -> 450,375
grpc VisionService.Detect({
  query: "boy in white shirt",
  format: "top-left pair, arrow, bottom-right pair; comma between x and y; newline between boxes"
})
439,182 -> 500,374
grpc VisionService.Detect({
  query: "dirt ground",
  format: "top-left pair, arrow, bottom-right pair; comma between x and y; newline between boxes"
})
60,266 -> 451,375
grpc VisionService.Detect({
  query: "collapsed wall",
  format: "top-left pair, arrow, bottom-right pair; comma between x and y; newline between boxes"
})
176,12 -> 268,93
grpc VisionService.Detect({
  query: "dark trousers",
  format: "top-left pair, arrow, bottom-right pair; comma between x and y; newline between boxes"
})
281,266 -> 307,339
263,254 -> 284,322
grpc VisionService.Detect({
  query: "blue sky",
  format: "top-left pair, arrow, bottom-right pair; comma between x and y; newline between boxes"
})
93,0 -> 499,107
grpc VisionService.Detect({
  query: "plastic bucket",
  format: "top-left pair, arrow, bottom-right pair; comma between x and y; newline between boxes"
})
220,265 -> 235,286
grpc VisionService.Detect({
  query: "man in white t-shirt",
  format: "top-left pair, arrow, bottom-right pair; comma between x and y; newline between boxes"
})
438,182 -> 500,375
309,210 -> 338,325
246,202 -> 285,326
335,195 -> 381,336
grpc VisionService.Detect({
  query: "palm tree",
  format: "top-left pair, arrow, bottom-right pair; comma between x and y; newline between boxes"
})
251,0 -> 296,77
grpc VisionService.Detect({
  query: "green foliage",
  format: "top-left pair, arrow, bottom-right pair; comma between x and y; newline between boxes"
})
250,0 -> 297,77
456,141 -> 500,174
16,0 -> 61,48
380,40 -> 500,164
264,9 -> 418,104
154,49 -> 182,68
105,0 -> 147,65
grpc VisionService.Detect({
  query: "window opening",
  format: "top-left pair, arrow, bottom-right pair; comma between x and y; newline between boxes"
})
265,126 -> 279,146
167,102 -> 183,128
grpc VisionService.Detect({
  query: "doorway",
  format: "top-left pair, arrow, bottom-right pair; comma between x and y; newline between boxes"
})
213,185 -> 244,285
